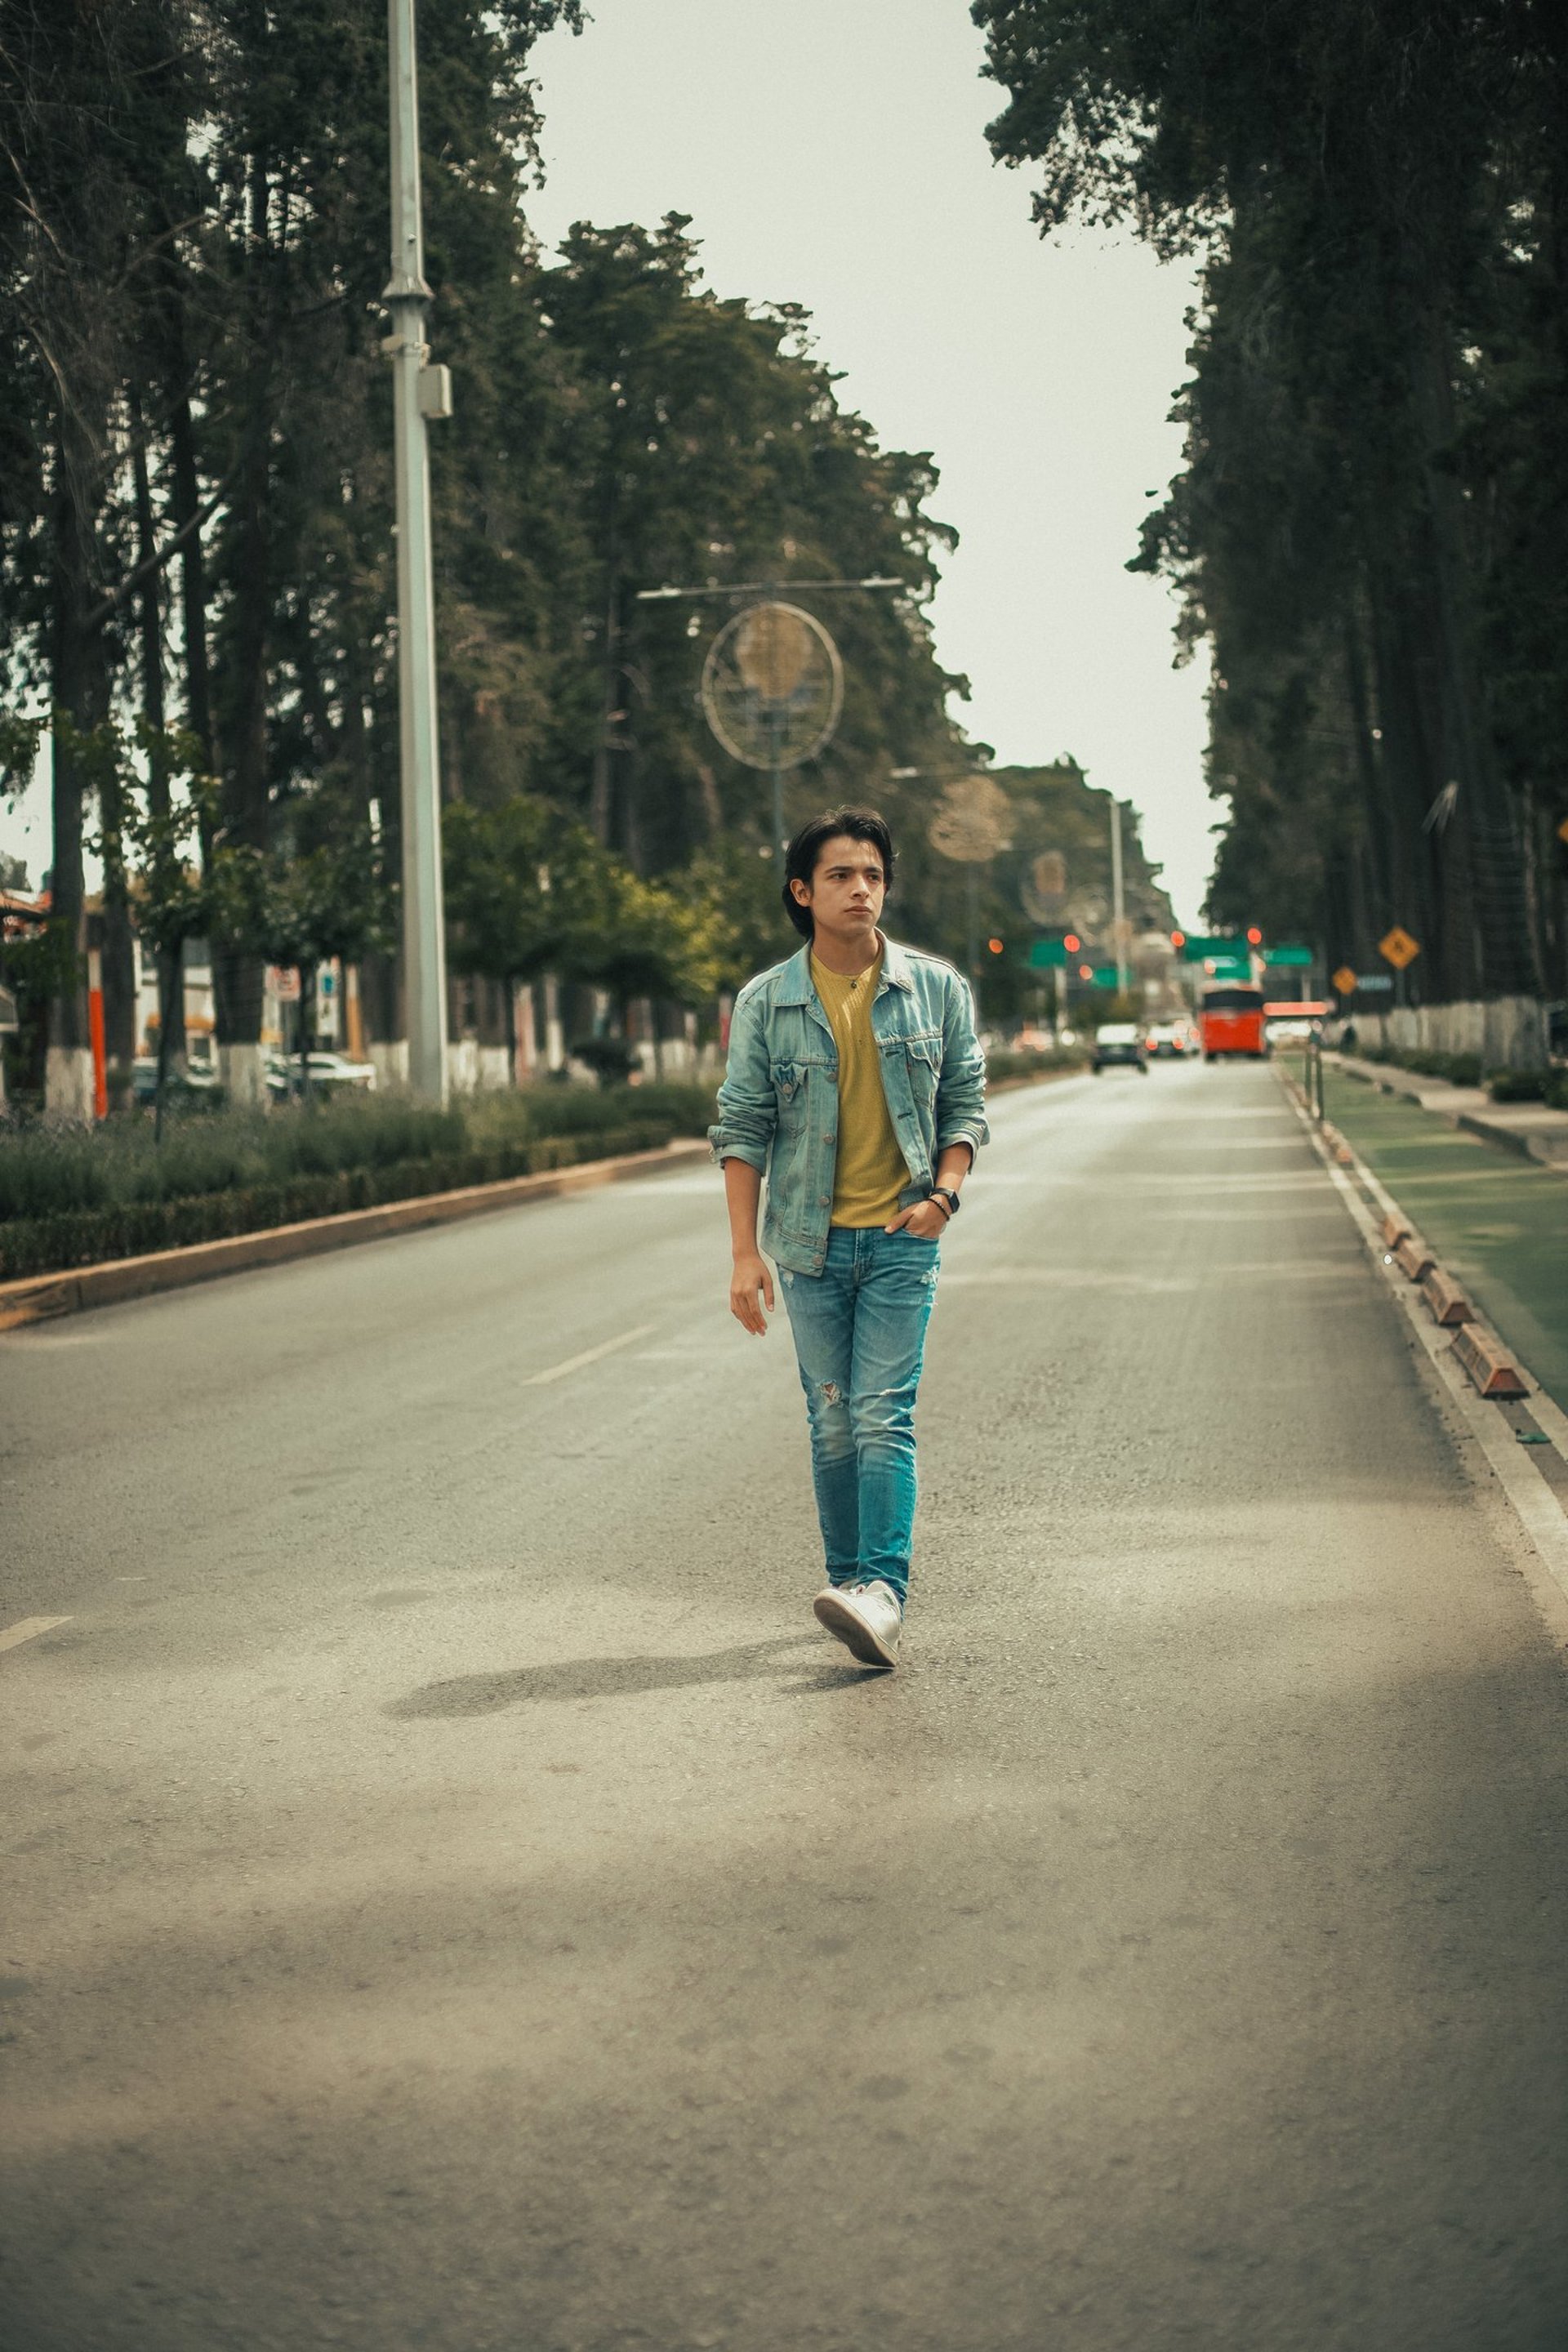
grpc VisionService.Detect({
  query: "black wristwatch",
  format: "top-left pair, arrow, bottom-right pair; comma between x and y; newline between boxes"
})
929,1186 -> 961,1219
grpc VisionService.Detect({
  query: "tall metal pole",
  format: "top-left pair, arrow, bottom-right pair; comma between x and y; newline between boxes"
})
385,0 -> 449,1104
768,705 -> 785,878
1110,795 -> 1128,997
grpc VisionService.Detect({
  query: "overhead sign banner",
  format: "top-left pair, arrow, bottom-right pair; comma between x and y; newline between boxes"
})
1181,935 -> 1243,962
1028,938 -> 1068,969
1264,944 -> 1313,967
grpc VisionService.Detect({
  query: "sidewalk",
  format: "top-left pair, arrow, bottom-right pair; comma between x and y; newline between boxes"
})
1321,1064 -> 1568,1414
1336,1050 -> 1568,1168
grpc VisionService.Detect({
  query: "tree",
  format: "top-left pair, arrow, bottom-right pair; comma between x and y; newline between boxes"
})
973,0 -> 1568,1003
217,819 -> 394,1099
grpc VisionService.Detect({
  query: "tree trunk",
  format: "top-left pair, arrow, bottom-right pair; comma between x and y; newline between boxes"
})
1408,313 -> 1536,999
46,399 -> 108,1112
213,150 -> 274,1067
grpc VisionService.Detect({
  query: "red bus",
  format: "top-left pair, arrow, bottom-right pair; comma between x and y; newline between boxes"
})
1200,982 -> 1267,1061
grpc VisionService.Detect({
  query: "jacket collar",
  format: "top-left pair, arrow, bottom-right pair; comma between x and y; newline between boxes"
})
777,931 -> 911,1005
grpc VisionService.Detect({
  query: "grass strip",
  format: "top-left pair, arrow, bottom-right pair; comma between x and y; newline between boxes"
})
1324,1069 -> 1568,1415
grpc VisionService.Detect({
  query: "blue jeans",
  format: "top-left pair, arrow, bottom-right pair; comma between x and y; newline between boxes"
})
780,1226 -> 941,1608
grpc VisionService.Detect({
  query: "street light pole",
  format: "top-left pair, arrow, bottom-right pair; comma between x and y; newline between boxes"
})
1110,795 -> 1128,997
385,0 -> 450,1104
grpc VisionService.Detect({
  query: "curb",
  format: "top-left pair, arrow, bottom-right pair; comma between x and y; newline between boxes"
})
0,1137 -> 711,1334
1334,1053 -> 1568,1169
1276,1063 -> 1568,1642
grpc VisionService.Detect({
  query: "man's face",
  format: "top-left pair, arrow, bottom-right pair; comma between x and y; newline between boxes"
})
792,834 -> 886,938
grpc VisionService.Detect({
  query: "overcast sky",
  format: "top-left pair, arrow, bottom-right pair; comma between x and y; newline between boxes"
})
2,1 -> 1215,924
524,0 -> 1213,922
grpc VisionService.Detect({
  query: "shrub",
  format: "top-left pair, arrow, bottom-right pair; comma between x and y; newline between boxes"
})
1488,1067 -> 1549,1102
1350,1045 -> 1481,1089
0,1120 -> 688,1281
986,1046 -> 1090,1083
0,1080 -> 716,1241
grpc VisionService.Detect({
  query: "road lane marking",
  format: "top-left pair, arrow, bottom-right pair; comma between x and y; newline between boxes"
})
0,1617 -> 71,1655
524,1325 -> 657,1386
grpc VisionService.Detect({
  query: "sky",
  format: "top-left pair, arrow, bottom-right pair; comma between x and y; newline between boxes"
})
523,0 -> 1214,922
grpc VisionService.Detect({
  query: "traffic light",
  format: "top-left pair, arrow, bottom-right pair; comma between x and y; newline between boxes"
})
987,937 -> 1004,956
1064,933 -> 1080,954
1246,926 -> 1263,947
1170,929 -> 1186,949
1077,963 -> 1093,981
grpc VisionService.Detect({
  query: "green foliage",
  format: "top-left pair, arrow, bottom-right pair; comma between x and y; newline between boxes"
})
975,0 -> 1568,1004
1487,1067 -> 1549,1103
0,1080 -> 714,1216
0,1121 -> 686,1283
1357,1045 -> 1483,1089
984,1045 -> 1090,1082
221,823 -> 394,979
5,0 -> 1185,1065
0,1079 -> 713,1233
443,797 -> 592,986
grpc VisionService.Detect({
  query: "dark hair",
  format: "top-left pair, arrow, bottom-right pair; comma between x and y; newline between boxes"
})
782,807 -> 895,938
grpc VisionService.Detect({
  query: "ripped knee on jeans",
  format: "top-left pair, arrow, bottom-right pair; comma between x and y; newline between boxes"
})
818,1379 -> 844,1407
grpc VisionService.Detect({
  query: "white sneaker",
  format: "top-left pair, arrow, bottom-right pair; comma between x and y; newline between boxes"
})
813,1579 -> 902,1668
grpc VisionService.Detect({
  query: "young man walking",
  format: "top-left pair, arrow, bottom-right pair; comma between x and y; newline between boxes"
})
710,808 -> 987,1668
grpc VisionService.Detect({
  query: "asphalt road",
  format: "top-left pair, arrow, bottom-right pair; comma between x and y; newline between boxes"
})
4,1062 -> 1566,2352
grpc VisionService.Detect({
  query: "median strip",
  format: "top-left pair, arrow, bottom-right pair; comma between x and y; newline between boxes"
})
0,1139 -> 710,1334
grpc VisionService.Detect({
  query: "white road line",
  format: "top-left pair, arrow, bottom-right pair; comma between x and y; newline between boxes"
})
0,1616 -> 71,1655
524,1324 -> 657,1387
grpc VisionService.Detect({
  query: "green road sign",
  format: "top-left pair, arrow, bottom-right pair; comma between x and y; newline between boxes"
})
1205,960 -> 1252,982
1028,938 -> 1068,968
1181,935 -> 1241,961
1264,944 -> 1313,967
1092,966 -> 1120,988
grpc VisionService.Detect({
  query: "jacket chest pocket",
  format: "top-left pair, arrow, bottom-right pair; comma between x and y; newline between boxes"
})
902,1036 -> 941,1105
773,1061 -> 808,1120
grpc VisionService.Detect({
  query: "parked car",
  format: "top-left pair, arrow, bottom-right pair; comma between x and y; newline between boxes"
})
130,1056 -> 223,1106
265,1051 -> 377,1099
1093,1022 -> 1148,1075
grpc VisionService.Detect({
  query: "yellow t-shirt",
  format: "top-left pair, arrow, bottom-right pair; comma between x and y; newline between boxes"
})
810,950 -> 911,1227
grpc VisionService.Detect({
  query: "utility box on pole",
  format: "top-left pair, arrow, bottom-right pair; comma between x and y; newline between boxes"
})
385,0 -> 450,1106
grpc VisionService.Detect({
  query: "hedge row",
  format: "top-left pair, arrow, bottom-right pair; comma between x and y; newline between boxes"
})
985,1047 -> 1090,1083
0,1121 -> 679,1283
1353,1043 -> 1568,1107
1355,1045 -> 1484,1088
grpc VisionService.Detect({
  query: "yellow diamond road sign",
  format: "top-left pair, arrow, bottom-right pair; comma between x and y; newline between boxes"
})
1379,925 -> 1420,971
1332,965 -> 1357,996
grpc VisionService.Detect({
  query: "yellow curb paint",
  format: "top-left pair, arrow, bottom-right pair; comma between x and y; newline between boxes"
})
524,1325 -> 657,1387
0,1616 -> 71,1655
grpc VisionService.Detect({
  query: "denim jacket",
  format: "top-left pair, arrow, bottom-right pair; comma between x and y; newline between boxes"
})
709,933 -> 989,1276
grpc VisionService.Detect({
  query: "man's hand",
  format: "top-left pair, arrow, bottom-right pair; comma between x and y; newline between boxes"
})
884,1198 -> 950,1241
729,1250 -> 776,1335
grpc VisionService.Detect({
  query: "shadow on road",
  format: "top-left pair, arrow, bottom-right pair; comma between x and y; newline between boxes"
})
387,1633 -> 870,1717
